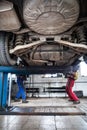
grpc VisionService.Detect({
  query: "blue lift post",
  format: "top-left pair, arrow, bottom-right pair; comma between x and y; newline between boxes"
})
0,72 -> 8,109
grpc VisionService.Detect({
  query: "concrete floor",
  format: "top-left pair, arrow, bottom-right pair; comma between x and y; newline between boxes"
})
0,98 -> 87,130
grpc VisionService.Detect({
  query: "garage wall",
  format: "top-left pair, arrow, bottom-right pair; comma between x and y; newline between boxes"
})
27,75 -> 87,97
74,76 -> 87,97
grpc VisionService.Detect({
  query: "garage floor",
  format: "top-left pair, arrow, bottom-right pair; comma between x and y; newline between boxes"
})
0,98 -> 87,130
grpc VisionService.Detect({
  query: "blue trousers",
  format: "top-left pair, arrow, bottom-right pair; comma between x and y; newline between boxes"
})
16,82 -> 26,100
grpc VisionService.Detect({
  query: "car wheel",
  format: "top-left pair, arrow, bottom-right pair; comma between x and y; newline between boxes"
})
0,32 -> 16,66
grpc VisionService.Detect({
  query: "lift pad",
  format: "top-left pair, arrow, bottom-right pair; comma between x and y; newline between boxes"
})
0,106 -> 85,115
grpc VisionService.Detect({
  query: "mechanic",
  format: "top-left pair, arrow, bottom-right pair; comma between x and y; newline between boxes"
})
66,71 -> 80,104
15,75 -> 28,103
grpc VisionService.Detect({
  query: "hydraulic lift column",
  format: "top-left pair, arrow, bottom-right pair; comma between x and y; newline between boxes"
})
0,72 -> 8,109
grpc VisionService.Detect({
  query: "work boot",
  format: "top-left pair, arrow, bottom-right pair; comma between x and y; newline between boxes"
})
73,100 -> 80,104
22,100 -> 28,103
14,98 -> 20,102
68,99 -> 74,102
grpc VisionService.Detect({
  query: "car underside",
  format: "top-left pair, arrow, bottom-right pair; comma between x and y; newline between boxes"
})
0,0 -> 87,72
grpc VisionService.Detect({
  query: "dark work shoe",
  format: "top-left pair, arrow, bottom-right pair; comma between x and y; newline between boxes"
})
14,98 -> 20,102
73,100 -> 80,104
22,100 -> 28,103
68,99 -> 74,102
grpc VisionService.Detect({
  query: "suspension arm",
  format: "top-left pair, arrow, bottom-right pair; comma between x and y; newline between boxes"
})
55,39 -> 87,54
9,40 -> 44,55
9,39 -> 87,56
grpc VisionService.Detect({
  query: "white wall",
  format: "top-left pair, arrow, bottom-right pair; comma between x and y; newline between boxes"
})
27,75 -> 87,97
74,76 -> 87,97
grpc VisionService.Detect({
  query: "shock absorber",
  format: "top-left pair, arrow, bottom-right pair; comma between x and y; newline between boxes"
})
15,34 -> 24,46
76,26 -> 87,44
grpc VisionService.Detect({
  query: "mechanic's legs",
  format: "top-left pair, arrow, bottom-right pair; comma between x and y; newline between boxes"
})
66,86 -> 74,101
20,86 -> 28,103
66,79 -> 74,100
21,87 -> 26,100
68,86 -> 79,101
14,86 -> 21,101
15,87 -> 21,99
68,79 -> 79,101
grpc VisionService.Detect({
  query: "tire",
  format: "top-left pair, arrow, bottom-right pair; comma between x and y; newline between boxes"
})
0,32 -> 16,66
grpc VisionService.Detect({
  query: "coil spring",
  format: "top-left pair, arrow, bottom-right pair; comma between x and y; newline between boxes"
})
76,26 -> 87,44
15,35 -> 24,46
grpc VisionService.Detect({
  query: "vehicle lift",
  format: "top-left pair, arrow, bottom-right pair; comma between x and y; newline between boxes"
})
0,65 -> 73,112
0,66 -> 33,111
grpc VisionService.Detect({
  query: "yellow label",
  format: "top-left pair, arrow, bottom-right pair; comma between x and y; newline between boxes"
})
74,72 -> 78,80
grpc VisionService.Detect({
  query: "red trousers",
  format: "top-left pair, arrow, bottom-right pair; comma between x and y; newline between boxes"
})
66,78 -> 79,101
